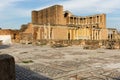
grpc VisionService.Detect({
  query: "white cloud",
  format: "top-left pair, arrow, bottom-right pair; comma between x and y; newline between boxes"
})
58,0 -> 120,14
0,0 -> 31,29
96,0 -> 120,13
0,0 -> 120,18
60,0 -> 99,9
0,0 -> 31,20
0,0 -> 26,9
0,0 -> 120,29
34,0 -> 120,15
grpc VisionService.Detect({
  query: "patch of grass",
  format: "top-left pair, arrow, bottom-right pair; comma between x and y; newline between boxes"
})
83,45 -> 98,50
51,43 -> 65,48
36,41 -> 47,46
22,60 -> 33,63
36,43 -> 47,47
97,51 -> 105,53
20,52 -> 28,54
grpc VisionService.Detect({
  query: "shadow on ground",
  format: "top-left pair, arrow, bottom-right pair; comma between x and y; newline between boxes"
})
0,45 -> 10,49
16,65 -> 52,80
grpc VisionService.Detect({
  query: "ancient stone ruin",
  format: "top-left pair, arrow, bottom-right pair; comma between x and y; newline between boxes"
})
0,54 -> 15,80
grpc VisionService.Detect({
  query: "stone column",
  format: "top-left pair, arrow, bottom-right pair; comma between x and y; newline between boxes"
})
48,24 -> 51,40
88,17 -> 90,24
92,29 -> 93,40
98,30 -> 99,40
85,18 -> 87,24
93,16 -> 95,24
96,16 -> 97,23
99,16 -> 101,23
74,17 -> 76,25
77,29 -> 79,40
86,26 -> 88,39
95,30 -> 97,40
86,17 -> 88,24
0,54 -> 15,80
43,24 -> 46,39
93,29 -> 95,40
98,30 -> 100,40
83,18 -> 84,24
73,17 -> 74,24
79,18 -> 81,25
69,29 -> 72,40
91,17 -> 93,24
84,18 -> 85,24
94,30 -> 96,40
82,18 -> 83,25
83,18 -> 84,25
70,29 -> 72,40
74,29 -> 76,40
78,18 -> 79,25
99,30 -> 101,40
95,30 -> 98,40
95,30 -> 96,40
76,18 -> 78,25
68,17 -> 70,24
98,16 -> 99,23
77,18 -> 79,25
96,30 -> 98,40
81,18 -> 82,25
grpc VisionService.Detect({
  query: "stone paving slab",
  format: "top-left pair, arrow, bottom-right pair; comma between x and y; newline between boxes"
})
1,44 -> 120,80
16,65 -> 52,80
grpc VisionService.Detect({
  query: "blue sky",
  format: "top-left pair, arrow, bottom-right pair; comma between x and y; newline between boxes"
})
0,0 -> 120,30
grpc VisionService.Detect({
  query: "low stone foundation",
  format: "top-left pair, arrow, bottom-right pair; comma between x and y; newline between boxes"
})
0,54 -> 15,80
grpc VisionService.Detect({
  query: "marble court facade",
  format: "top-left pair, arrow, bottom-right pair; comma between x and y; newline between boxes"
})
22,5 -> 108,41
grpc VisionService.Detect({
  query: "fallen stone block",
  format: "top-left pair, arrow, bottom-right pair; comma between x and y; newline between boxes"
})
0,54 -> 15,80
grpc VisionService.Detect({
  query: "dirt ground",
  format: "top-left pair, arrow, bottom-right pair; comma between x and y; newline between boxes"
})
0,44 -> 120,80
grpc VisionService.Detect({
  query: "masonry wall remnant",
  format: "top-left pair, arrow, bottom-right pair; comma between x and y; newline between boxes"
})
0,29 -> 20,44
0,54 -> 15,80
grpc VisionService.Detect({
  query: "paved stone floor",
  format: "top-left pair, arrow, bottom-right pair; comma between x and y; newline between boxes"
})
0,44 -> 120,80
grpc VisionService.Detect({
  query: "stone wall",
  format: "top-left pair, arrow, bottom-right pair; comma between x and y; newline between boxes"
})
0,29 -> 20,43
100,29 -> 108,40
32,5 -> 66,25
52,27 -> 68,40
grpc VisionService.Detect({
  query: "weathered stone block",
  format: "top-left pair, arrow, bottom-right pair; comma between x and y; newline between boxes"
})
0,54 -> 15,80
